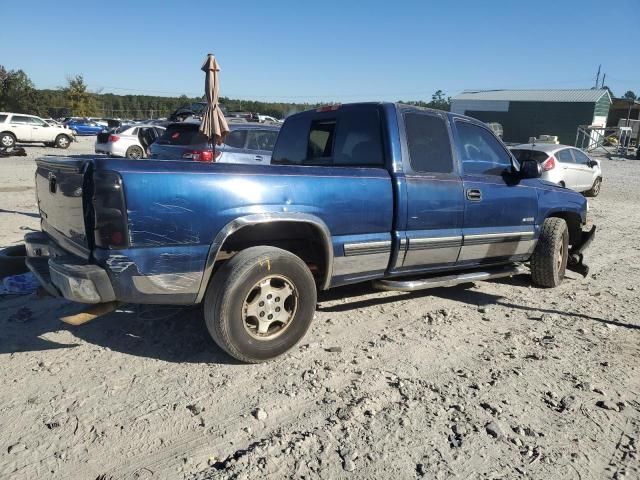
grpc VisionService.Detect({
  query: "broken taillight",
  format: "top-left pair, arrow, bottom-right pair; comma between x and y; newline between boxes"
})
93,170 -> 129,249
541,156 -> 556,171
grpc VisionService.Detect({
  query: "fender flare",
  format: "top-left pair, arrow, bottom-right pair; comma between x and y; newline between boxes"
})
195,213 -> 334,303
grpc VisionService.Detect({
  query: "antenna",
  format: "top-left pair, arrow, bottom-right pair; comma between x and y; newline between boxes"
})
601,73 -> 606,89
595,64 -> 601,89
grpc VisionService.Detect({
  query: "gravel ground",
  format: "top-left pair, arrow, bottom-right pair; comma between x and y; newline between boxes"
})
0,138 -> 639,479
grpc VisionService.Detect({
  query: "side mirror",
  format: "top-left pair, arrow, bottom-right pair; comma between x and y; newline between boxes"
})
588,160 -> 597,168
520,159 -> 541,179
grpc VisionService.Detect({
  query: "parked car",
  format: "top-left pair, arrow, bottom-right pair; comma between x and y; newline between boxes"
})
25,103 -> 595,363
64,119 -> 107,136
149,122 -> 279,164
258,114 -> 284,124
510,143 -> 602,196
95,124 -> 165,159
0,112 -> 75,148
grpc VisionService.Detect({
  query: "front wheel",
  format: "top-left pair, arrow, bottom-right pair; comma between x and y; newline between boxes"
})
530,217 -> 569,288
584,177 -> 601,197
55,134 -> 71,149
204,246 -> 317,363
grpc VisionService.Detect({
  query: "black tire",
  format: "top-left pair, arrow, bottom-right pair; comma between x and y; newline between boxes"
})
530,218 -> 569,288
55,134 -> 71,149
584,177 -> 601,197
125,145 -> 144,159
204,246 -> 317,363
0,244 -> 29,278
1,132 -> 16,148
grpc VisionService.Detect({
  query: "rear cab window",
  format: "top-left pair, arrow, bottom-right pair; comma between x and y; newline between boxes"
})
271,105 -> 385,168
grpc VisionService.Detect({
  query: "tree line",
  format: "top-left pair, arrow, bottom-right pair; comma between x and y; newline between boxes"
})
1,65 -> 454,120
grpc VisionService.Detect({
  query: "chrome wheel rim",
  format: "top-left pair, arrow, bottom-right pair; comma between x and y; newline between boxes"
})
556,238 -> 564,271
1,135 -> 13,147
58,137 -> 68,147
593,179 -> 601,195
129,148 -> 142,159
242,275 -> 297,340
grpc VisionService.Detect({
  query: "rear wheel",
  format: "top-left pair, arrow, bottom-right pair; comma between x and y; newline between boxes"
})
530,217 -> 569,288
1,133 -> 16,148
204,246 -> 317,363
55,134 -> 71,149
125,146 -> 144,159
584,177 -> 601,197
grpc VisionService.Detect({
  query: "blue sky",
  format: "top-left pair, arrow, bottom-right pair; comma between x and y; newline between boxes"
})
2,0 -> 638,103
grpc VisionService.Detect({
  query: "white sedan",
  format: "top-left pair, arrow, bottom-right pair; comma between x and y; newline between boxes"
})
510,143 -> 603,197
95,124 -> 165,159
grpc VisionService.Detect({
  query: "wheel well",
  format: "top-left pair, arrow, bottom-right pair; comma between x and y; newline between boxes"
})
1,131 -> 16,138
216,221 -> 330,288
547,212 -> 581,246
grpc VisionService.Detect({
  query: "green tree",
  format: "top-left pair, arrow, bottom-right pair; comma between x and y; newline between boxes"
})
429,89 -> 451,111
623,90 -> 637,101
64,75 -> 97,116
0,65 -> 41,115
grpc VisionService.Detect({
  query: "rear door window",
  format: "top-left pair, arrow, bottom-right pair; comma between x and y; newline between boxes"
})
0,114 -> 7,123
456,121 -> 513,176
224,129 -> 247,148
556,149 -> 575,163
246,130 -> 278,151
404,112 -> 453,173
10,115 -> 30,125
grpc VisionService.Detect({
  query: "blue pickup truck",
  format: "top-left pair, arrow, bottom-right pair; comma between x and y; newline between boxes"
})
26,103 -> 594,362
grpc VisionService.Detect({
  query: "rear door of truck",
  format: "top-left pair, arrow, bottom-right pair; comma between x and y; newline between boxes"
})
389,107 -> 464,275
35,157 -> 92,259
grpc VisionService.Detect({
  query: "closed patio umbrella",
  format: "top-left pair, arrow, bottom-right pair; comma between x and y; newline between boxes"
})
199,53 -> 229,145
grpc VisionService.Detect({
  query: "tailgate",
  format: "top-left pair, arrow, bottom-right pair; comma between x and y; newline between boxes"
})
35,157 -> 92,259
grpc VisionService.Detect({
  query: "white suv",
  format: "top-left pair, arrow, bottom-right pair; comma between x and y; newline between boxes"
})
0,113 -> 75,149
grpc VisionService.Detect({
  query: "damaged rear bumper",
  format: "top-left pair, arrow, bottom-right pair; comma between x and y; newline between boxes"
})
567,225 -> 596,277
25,232 -> 115,304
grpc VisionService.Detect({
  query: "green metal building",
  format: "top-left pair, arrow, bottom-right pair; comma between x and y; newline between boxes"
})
450,89 -> 612,145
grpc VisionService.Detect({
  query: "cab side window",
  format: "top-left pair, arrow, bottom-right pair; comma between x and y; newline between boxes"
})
456,121 -> 512,176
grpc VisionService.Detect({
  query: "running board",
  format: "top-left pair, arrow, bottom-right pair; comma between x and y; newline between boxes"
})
373,265 -> 528,292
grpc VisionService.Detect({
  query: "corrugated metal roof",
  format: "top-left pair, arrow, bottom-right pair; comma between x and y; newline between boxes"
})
452,89 -> 611,103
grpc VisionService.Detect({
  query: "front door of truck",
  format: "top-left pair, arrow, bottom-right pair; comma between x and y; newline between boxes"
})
453,119 -> 538,266
394,110 -> 464,274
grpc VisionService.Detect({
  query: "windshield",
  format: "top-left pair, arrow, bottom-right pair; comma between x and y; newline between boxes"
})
511,149 -> 549,163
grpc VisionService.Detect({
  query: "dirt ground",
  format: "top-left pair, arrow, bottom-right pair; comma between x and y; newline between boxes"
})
0,138 -> 639,480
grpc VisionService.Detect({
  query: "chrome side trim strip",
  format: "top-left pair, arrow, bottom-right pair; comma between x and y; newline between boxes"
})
464,231 -> 534,240
344,240 -> 392,257
463,232 -> 534,246
195,213 -> 334,302
409,236 -> 462,251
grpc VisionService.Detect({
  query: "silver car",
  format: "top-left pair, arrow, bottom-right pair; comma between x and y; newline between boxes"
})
511,143 -> 602,196
149,122 -> 279,164
95,124 -> 165,159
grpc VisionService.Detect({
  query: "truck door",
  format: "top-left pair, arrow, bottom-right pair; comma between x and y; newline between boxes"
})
393,110 -> 464,274
453,119 -> 538,265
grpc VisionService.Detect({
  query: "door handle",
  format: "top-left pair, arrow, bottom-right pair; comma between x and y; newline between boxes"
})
255,156 -> 263,161
466,188 -> 482,201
